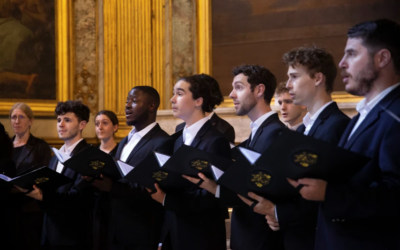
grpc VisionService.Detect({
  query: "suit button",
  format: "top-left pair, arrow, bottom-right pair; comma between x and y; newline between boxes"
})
332,219 -> 336,222
341,219 -> 345,222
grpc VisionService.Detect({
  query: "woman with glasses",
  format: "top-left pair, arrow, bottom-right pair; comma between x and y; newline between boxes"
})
9,102 -> 51,250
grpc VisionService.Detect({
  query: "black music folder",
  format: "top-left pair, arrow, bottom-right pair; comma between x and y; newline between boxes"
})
63,146 -> 122,180
0,166 -> 71,191
123,151 -> 192,192
216,130 -> 370,203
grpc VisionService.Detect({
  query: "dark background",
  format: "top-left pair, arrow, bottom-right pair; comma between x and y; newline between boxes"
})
212,0 -> 400,96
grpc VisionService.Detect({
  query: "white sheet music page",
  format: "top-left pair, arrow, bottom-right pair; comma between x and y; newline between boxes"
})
51,147 -> 71,163
117,161 -> 134,176
238,147 -> 261,165
154,152 -> 171,167
0,174 -> 12,182
211,165 -> 224,180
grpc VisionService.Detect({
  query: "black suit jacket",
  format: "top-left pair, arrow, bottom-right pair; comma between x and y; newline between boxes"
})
175,113 -> 235,143
109,124 -> 174,248
276,102 -> 350,250
12,134 -> 51,176
315,86 -> 400,250
162,120 -> 231,250
221,113 -> 287,250
40,139 -> 94,247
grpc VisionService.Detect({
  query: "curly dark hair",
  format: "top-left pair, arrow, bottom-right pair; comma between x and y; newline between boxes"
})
275,81 -> 289,96
348,19 -> 400,75
232,64 -> 277,104
179,74 -> 223,112
55,101 -> 90,122
283,45 -> 337,94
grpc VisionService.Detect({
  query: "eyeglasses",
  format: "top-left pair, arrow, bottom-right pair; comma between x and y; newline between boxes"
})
11,115 -> 27,122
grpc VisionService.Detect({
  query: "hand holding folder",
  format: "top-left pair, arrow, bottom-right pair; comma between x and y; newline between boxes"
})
215,130 -> 370,203
0,166 -> 71,192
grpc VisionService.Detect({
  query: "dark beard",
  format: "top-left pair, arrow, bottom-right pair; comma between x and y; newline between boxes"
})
349,59 -> 379,96
236,95 -> 257,116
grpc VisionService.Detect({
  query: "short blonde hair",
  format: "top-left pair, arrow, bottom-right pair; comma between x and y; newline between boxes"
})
9,103 -> 34,120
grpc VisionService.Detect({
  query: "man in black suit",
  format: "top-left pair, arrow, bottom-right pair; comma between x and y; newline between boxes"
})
21,100 -> 93,250
289,19 -> 400,250
87,86 -> 174,250
175,112 -> 235,143
241,46 -> 351,250
150,73 -> 231,250
186,66 -> 286,250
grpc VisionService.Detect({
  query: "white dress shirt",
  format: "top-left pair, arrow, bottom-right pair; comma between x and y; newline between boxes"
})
120,122 -> 158,162
348,82 -> 400,140
250,111 -> 276,140
56,138 -> 84,173
182,116 -> 209,146
302,101 -> 334,135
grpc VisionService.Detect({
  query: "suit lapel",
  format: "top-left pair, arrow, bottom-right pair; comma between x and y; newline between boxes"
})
116,137 -> 128,159
344,85 -> 400,150
49,157 -> 58,171
209,113 -> 219,127
308,102 -> 337,137
190,120 -> 212,148
125,124 -> 161,162
344,110 -> 380,150
338,115 -> 359,148
297,124 -> 306,134
61,139 -> 88,174
249,113 -> 279,148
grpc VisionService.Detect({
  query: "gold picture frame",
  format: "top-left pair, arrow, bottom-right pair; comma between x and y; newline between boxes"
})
0,0 -> 74,117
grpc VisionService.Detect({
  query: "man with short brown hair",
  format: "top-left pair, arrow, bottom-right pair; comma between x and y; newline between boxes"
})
275,81 -> 307,131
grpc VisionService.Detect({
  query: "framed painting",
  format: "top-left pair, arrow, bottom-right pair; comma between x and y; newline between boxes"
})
0,0 -> 74,116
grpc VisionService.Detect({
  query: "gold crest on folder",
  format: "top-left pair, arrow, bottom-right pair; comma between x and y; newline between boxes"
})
89,160 -> 105,170
152,170 -> 169,181
293,152 -> 318,168
34,177 -> 49,184
251,171 -> 271,188
190,159 -> 209,171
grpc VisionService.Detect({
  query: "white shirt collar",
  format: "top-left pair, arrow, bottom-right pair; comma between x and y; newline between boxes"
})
60,138 -> 83,156
250,111 -> 276,139
207,111 -> 215,120
356,82 -> 400,115
128,122 -> 158,141
183,116 -> 209,145
303,101 -> 334,128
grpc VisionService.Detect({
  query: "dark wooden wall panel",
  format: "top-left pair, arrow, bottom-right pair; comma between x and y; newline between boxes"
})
212,0 -> 400,96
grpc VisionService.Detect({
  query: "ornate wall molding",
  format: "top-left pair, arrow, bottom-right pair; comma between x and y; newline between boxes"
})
74,66 -> 98,114
196,0 -> 212,75
104,0 -> 166,137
